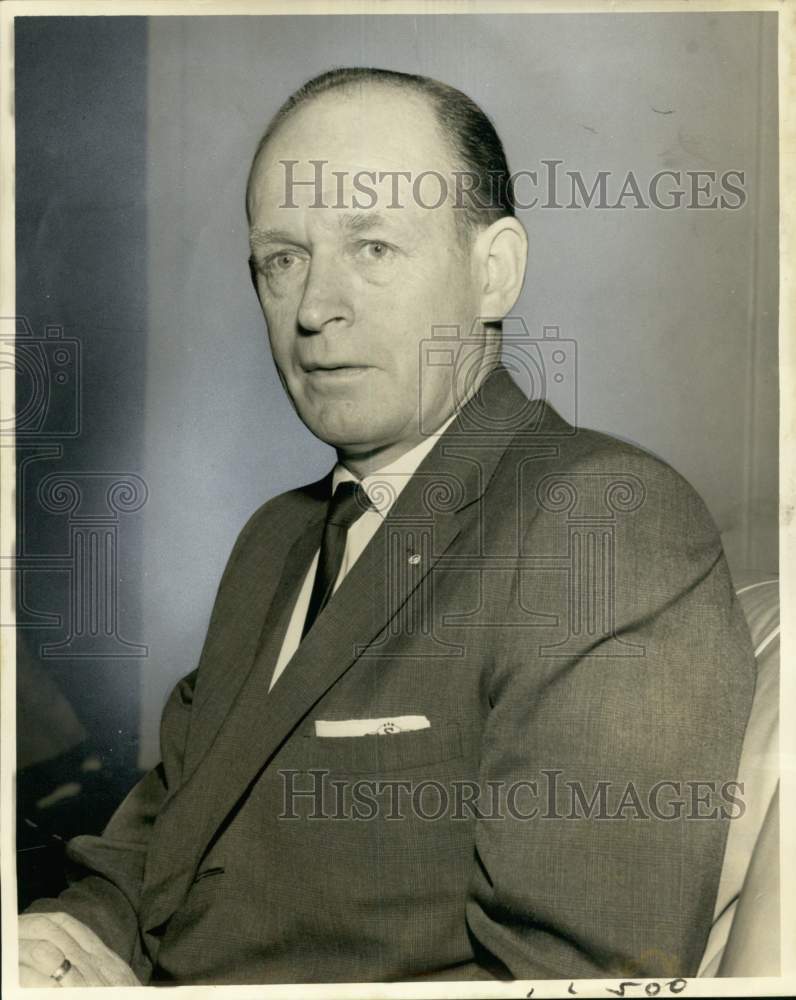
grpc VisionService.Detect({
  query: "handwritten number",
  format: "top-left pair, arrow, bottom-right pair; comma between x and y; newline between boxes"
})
605,983 -> 641,997
521,978 -> 687,998
605,981 -> 687,997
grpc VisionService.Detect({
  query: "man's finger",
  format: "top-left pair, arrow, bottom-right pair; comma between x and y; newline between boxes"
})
45,912 -> 140,985
18,957 -> 91,990
19,964 -> 58,987
18,915 -> 106,986
53,960 -> 90,989
18,938 -> 65,976
47,911 -> 122,958
46,912 -> 110,954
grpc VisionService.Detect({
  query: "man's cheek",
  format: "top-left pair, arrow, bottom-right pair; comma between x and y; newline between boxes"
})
265,318 -> 299,362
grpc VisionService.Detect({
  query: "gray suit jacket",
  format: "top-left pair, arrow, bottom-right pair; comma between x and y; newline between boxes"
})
28,366 -> 756,984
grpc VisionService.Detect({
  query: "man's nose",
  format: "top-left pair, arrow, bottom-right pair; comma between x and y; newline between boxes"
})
296,255 -> 354,332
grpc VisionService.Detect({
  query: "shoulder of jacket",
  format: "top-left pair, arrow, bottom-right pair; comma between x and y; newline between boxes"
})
233,474 -> 330,547
493,420 -> 717,537
509,420 -> 702,493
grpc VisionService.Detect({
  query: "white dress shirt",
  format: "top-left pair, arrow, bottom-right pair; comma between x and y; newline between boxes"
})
269,413 -> 457,690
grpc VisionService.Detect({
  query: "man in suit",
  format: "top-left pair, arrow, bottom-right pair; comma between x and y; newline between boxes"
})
19,67 -> 756,987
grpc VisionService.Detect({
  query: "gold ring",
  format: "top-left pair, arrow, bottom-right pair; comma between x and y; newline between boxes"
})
49,958 -> 72,983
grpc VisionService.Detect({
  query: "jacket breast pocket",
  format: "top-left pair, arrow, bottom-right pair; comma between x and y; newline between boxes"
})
298,721 -> 463,775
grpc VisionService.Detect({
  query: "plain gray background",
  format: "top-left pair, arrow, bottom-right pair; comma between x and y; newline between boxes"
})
16,13 -> 777,769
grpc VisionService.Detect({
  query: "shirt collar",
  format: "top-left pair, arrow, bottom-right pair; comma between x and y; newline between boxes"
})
331,410 -> 458,518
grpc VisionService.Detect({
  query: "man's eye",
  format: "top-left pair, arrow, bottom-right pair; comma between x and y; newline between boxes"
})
267,252 -> 300,272
360,241 -> 393,260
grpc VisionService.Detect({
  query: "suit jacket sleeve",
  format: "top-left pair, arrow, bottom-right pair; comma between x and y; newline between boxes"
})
24,668 -> 197,981
21,499 -> 276,977
465,446 -> 757,979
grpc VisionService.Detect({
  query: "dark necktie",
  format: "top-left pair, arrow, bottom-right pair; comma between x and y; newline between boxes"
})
301,480 -> 373,640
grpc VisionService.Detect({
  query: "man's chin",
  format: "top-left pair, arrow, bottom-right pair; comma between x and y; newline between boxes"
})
301,416 -> 392,455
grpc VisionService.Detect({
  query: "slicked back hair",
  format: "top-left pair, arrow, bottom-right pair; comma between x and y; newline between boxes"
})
246,66 -> 516,240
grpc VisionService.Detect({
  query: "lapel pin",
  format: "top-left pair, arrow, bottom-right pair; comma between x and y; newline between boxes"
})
408,553 -> 421,565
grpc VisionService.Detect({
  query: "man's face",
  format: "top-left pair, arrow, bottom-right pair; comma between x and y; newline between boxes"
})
247,86 -> 489,463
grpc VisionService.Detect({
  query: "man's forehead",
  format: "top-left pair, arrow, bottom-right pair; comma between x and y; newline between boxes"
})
264,84 -> 444,158
250,89 -> 456,195
248,168 -> 465,240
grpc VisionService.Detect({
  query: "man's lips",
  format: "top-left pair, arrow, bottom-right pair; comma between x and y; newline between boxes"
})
302,364 -> 375,380
303,363 -> 372,372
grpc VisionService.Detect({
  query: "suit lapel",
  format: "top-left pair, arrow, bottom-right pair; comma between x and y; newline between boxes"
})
180,511 -> 326,780
141,366 -> 543,932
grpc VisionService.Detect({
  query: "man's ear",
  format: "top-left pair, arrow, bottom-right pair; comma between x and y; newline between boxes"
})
472,216 -> 528,322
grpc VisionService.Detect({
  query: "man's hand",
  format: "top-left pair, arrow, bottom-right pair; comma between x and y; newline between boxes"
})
18,912 -> 141,987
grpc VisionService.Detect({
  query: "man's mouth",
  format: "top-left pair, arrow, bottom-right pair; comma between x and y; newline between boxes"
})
303,364 -> 372,378
304,363 -> 370,371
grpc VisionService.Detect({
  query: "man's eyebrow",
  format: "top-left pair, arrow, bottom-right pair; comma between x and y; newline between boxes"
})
249,227 -> 301,249
338,211 -> 395,235
249,212 -> 402,249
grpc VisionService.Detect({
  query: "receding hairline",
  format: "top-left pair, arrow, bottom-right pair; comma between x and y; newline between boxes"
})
246,78 -> 470,217
267,77 -> 443,142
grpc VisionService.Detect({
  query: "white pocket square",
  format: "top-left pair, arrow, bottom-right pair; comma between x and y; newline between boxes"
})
314,715 -> 430,737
